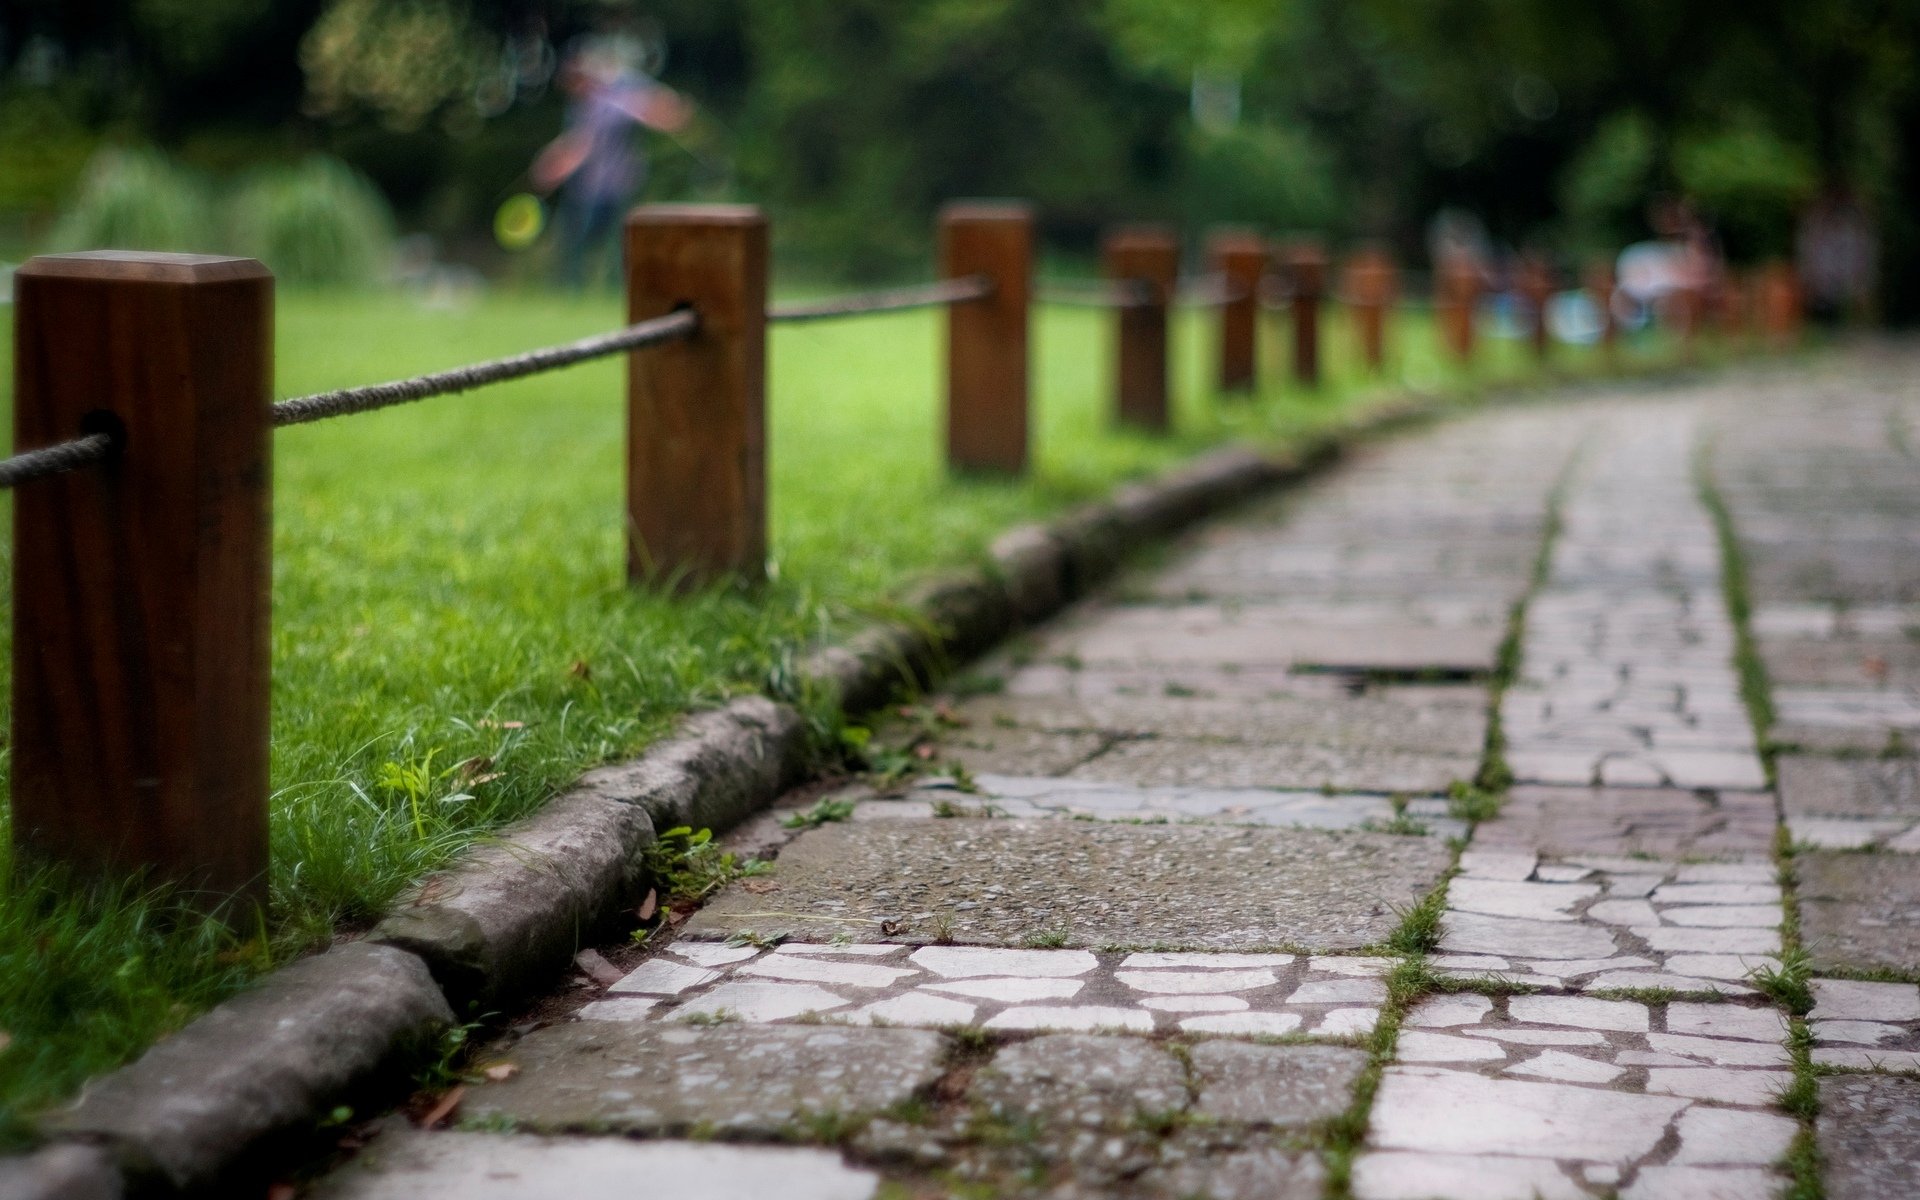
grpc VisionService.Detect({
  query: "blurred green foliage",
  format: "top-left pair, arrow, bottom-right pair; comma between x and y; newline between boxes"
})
46,146 -> 218,253
3,0 -> 1918,309
227,155 -> 396,285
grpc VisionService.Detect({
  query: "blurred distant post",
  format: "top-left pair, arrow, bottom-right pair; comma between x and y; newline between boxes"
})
1208,229 -> 1266,394
1280,239 -> 1327,388
1104,225 -> 1178,432
1437,254 -> 1479,366
1583,260 -> 1618,362
1344,247 -> 1397,374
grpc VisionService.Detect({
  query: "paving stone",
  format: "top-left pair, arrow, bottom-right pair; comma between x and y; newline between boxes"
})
1462,1027 -> 1607,1047
687,821 -> 1449,951
608,960 -> 718,995
1664,1003 -> 1789,1043
1580,970 -> 1755,996
1036,604 -> 1506,674
1446,878 -> 1598,921
670,943 -> 761,967
1438,911 -> 1620,959
1811,1020 -> 1905,1045
1070,736 -> 1479,795
1810,978 -> 1920,1022
1140,995 -> 1247,1013
678,982 -> 851,1023
463,1023 -> 945,1135
1178,1012 -> 1304,1037
1645,1033 -> 1792,1067
1618,1165 -> 1783,1200
1813,1047 -> 1920,1071
1660,905 -> 1782,928
982,1005 -> 1155,1032
1634,926 -> 1783,955
1473,787 -> 1777,859
1507,995 -> 1649,1033
1120,951 -> 1296,969
1670,1105 -> 1799,1165
1405,995 -> 1494,1028
1188,1041 -> 1367,1126
307,1133 -> 877,1200
1797,851 -> 1920,973
1286,978 -> 1386,1005
1646,1067 -> 1794,1107
919,726 -> 1108,777
842,992 -> 975,1027
1650,883 -> 1783,906
735,956 -> 918,989
923,976 -> 1085,1002
1367,1066 -> 1687,1160
1397,1032 -> 1508,1063
1114,968 -> 1277,994
1351,1151 -> 1585,1200
1818,1074 -> 1920,1195
1137,1141 -> 1327,1200
908,946 -> 1099,977
1503,1050 -> 1623,1084
955,690 -> 1488,757
1778,755 -> 1920,819
1309,955 -> 1396,976
575,997 -> 659,1021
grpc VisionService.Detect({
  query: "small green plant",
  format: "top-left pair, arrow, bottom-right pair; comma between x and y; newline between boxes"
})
948,671 -> 1006,698
1021,926 -> 1071,948
645,826 -> 766,904
1445,780 -> 1502,824
1750,945 -> 1815,1015
938,762 -> 981,793
782,796 -> 857,830
1386,883 -> 1448,955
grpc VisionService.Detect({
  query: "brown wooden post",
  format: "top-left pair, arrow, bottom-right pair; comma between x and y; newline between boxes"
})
1758,262 -> 1802,351
625,205 -> 768,586
1519,254 -> 1554,361
1280,239 -> 1327,387
1103,225 -> 1178,432
1207,228 -> 1265,393
941,202 -> 1031,474
11,253 -> 272,908
1344,246 -> 1397,374
1583,259 -> 1618,362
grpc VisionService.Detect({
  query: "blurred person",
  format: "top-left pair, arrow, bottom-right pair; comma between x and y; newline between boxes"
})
532,39 -> 693,289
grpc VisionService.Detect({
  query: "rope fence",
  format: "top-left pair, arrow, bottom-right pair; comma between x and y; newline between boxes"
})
272,308 -> 701,427
0,433 -> 115,491
768,275 -> 991,324
1035,279 -> 1155,309
5,201 -> 1807,904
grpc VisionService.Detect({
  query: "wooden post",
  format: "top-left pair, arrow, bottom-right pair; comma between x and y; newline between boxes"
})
11,253 -> 273,908
1519,254 -> 1553,361
941,202 -> 1031,474
1344,247 -> 1397,374
1207,228 -> 1265,393
1280,240 -> 1328,387
625,205 -> 768,586
1103,225 -> 1178,432
1583,259 -> 1617,361
1758,262 -> 1802,351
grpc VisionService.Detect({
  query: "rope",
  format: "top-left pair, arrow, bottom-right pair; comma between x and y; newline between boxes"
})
1177,273 -> 1249,307
768,276 -> 992,324
271,309 -> 701,427
0,433 -> 116,491
1036,279 -> 1156,309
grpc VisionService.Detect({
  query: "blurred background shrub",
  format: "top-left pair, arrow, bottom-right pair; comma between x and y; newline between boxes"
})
226,156 -> 396,286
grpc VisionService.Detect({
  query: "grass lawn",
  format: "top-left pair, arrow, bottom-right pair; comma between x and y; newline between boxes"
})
0,282 -> 1656,1137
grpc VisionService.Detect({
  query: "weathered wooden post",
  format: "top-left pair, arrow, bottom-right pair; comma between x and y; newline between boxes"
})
1207,228 -> 1265,393
1103,225 -> 1178,432
1583,259 -> 1618,362
11,253 -> 273,908
1280,239 -> 1327,387
1437,254 -> 1480,365
1758,262 -> 1803,351
1344,246 -> 1397,374
1518,254 -> 1554,361
941,202 -> 1032,474
625,205 -> 769,586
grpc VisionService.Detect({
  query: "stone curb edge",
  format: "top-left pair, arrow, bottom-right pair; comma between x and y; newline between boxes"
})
13,396 -> 1434,1197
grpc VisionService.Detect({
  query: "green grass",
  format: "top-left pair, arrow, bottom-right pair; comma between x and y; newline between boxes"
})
0,284 -> 1675,1139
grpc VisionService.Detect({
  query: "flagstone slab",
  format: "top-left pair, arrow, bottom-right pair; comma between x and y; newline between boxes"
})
1797,851 -> 1920,974
1472,786 -> 1777,859
1819,1075 -> 1920,1196
307,1133 -> 878,1200
462,1023 -> 946,1135
1777,754 -> 1920,819
1070,736 -> 1479,795
687,820 -> 1449,950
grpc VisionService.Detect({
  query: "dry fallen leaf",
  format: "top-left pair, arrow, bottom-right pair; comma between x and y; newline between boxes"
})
482,1063 -> 519,1082
573,948 -> 624,987
912,744 -> 937,760
637,889 -> 659,921
418,1085 -> 465,1128
742,879 -> 779,894
568,659 -> 593,680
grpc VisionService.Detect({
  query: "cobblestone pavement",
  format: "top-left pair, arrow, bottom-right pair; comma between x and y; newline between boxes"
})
314,348 -> 1920,1199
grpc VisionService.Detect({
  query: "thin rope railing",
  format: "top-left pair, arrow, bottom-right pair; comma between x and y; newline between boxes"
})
0,433 -> 116,490
767,275 -> 992,324
271,308 -> 701,428
1177,272 -> 1248,307
1036,279 -> 1156,309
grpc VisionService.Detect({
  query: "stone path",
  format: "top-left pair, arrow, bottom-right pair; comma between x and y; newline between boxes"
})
313,350 -> 1920,1199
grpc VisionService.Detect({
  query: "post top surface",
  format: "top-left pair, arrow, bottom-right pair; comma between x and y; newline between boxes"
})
1104,223 -> 1179,250
626,203 -> 766,227
19,251 -> 272,284
940,200 -> 1034,222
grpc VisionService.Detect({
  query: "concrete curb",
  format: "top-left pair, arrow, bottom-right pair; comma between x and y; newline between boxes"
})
18,406 -> 1431,1196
